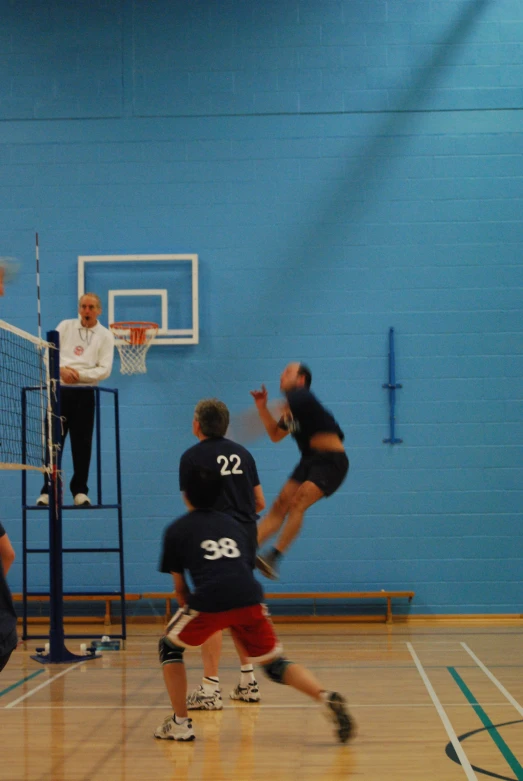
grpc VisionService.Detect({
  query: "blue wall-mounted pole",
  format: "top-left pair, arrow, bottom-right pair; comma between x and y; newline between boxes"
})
383,327 -> 402,445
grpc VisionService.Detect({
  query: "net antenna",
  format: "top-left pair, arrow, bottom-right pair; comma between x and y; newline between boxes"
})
110,321 -> 159,375
35,233 -> 42,340
35,232 -> 49,470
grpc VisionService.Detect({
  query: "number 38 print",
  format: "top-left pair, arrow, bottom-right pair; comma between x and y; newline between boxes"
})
201,538 -> 241,560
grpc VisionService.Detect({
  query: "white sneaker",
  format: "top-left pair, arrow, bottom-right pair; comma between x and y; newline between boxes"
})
36,494 -> 49,506
186,684 -> 223,710
74,493 -> 91,507
324,691 -> 354,744
229,680 -> 261,702
154,716 -> 195,741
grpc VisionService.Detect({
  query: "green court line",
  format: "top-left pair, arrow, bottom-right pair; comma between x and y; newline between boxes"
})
448,666 -> 523,781
0,669 -> 44,700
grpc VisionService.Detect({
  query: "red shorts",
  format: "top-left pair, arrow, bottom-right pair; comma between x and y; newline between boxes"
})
166,603 -> 282,663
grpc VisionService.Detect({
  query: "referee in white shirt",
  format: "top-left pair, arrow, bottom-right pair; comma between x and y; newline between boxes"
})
37,293 -> 115,507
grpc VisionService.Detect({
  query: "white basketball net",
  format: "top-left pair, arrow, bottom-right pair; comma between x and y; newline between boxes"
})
110,322 -> 159,375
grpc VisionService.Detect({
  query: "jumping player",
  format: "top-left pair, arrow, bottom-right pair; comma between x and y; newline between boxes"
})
155,466 -> 353,744
251,362 -> 348,580
179,399 -> 265,710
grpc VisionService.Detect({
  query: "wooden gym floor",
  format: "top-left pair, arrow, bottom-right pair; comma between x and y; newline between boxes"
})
1,622 -> 522,781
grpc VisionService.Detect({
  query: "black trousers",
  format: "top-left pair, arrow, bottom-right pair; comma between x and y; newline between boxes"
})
41,387 -> 96,497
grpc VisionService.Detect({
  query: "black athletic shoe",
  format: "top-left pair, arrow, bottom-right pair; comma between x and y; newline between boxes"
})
255,552 -> 279,581
324,691 -> 355,744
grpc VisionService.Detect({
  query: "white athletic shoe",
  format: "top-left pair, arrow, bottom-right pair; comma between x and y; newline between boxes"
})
323,691 -> 354,744
154,716 -> 195,741
36,494 -> 49,506
186,684 -> 223,710
229,681 -> 261,702
74,493 -> 91,507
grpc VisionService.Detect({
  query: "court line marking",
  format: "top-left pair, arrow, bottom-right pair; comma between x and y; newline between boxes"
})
5,663 -> 83,709
7,702 -> 517,711
125,637 -> 465,646
448,667 -> 523,781
246,639 -> 462,645
0,669 -> 44,699
461,642 -> 523,718
407,643 -> 478,781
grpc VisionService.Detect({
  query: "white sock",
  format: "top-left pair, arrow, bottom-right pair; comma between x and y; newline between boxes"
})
202,676 -> 219,695
174,714 -> 189,725
240,664 -> 255,687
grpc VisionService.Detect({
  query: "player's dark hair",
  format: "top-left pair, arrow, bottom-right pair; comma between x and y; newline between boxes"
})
298,363 -> 312,389
184,467 -> 222,509
194,398 -> 230,437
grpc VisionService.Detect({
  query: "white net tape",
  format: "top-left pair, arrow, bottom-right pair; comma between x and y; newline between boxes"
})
110,322 -> 159,375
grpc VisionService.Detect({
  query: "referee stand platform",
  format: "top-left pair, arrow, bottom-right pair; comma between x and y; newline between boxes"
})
21,330 -> 126,662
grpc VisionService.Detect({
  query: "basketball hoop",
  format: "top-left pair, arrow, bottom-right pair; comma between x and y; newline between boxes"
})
110,321 -> 159,375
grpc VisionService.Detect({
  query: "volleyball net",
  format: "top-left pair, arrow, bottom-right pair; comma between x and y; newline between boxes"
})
0,318 -> 55,474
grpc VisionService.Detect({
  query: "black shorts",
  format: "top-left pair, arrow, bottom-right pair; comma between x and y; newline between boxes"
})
0,649 -> 14,674
290,451 -> 349,497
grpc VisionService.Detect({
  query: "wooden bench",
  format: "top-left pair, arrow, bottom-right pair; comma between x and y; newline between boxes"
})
266,591 -> 414,623
142,592 -> 177,623
142,590 -> 415,624
12,594 -> 141,626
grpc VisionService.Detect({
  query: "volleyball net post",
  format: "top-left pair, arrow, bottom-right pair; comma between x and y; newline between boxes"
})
2,318 -> 126,663
42,330 -> 85,662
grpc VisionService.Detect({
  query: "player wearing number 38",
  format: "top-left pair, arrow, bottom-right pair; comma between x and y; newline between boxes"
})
156,467 -> 353,744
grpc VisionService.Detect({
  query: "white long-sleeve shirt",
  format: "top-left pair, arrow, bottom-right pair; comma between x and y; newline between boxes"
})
56,318 -> 114,386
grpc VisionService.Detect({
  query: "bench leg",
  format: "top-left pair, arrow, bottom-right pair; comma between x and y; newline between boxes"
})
165,597 -> 171,623
104,599 -> 111,627
386,597 -> 392,624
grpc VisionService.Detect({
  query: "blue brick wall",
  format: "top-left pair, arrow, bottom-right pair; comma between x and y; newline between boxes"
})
0,0 -> 522,614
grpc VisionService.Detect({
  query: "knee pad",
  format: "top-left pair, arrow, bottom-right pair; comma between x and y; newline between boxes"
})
262,656 -> 292,685
158,636 -> 185,666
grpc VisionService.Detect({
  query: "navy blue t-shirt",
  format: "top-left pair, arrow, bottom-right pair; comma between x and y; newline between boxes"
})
159,509 -> 263,613
179,438 -> 260,524
278,388 -> 344,456
0,523 -> 17,658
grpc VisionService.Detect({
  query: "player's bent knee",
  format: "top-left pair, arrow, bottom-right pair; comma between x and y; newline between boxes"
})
289,488 -> 323,513
274,484 -> 298,513
271,495 -> 289,517
262,656 -> 292,684
158,636 -> 185,665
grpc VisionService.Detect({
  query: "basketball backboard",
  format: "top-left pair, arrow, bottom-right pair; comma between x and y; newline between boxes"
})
77,254 -> 199,345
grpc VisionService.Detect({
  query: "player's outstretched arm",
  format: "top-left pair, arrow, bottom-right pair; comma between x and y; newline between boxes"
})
172,572 -> 190,608
250,385 -> 288,443
254,484 -> 266,513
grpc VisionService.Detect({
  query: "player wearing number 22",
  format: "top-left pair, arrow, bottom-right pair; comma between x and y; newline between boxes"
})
156,466 -> 354,744
179,399 -> 265,710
